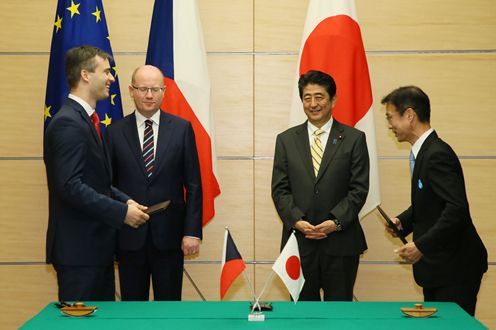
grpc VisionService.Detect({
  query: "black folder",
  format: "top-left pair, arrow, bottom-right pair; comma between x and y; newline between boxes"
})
146,200 -> 171,215
377,205 -> 408,244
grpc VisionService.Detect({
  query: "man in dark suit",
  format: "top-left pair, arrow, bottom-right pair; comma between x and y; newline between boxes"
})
272,70 -> 369,301
44,45 -> 150,302
104,65 -> 202,301
382,86 -> 487,316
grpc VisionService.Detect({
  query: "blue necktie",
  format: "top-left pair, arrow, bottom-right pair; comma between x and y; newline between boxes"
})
409,151 -> 415,176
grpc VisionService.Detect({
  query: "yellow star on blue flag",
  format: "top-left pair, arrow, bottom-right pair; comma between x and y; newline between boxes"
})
44,0 -> 123,134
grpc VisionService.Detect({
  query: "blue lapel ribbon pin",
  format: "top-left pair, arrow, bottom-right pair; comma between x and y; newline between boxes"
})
418,179 -> 423,189
333,138 -> 337,145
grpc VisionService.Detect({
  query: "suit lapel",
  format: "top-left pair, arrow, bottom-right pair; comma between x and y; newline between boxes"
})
411,130 -> 438,199
153,111 -> 176,178
68,98 -> 109,175
122,113 -> 149,180
293,122 -> 315,181
67,98 -> 101,145
316,120 -> 345,182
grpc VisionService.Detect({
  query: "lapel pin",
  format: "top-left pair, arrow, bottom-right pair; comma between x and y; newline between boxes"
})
333,138 -> 337,145
418,179 -> 423,189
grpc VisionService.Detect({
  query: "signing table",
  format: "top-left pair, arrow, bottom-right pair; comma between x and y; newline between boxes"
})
20,301 -> 487,330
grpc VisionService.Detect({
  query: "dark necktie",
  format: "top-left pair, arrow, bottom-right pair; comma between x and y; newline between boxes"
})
90,112 -> 101,140
143,120 -> 155,178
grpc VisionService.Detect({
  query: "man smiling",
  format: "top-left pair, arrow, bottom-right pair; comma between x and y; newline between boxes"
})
382,85 -> 487,316
272,70 -> 369,301
44,45 -> 149,302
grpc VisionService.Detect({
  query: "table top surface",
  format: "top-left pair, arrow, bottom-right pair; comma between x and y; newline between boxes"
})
20,301 -> 487,330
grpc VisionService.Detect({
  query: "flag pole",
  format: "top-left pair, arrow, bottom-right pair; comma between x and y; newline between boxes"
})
183,267 -> 206,301
242,270 -> 256,301
250,271 -> 275,313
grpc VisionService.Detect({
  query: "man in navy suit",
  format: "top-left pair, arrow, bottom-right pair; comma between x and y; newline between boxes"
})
44,46 -> 150,302
272,70 -> 369,301
382,86 -> 487,316
104,65 -> 202,301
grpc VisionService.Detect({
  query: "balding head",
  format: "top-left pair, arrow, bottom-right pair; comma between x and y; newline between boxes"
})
129,65 -> 166,118
131,65 -> 164,85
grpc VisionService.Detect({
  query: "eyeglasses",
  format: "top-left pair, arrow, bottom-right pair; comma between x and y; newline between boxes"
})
131,85 -> 165,95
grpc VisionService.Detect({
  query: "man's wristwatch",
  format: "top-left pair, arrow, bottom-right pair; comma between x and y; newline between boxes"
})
333,219 -> 342,232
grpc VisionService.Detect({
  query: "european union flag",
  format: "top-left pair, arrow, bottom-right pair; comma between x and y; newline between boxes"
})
43,0 -> 123,133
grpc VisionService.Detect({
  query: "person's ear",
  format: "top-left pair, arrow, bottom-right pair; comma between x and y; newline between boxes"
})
330,95 -> 337,108
405,107 -> 416,121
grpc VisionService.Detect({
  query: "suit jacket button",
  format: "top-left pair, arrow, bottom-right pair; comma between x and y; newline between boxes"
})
314,189 -> 319,194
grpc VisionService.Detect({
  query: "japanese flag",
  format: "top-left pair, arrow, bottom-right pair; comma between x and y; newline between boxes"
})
272,232 -> 305,302
290,0 -> 380,218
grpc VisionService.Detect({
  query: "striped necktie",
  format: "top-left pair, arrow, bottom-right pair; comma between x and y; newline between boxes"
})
143,120 -> 155,178
311,128 -> 325,177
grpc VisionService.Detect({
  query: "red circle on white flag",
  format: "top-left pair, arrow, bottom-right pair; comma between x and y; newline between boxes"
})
299,15 -> 372,127
285,255 -> 301,280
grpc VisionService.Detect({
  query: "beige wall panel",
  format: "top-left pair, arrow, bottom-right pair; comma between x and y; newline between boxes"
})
254,54 -> 299,157
361,212 -> 410,262
209,55 -> 253,156
104,0 -> 154,52
0,265 -> 57,329
4,0 -> 495,53
364,159 -> 413,261
0,161 -> 47,262
198,0 -> 253,52
200,160 -> 254,261
462,160 -> 496,260
0,1 -> 55,52
369,54 -> 496,156
0,0 -> 153,53
254,160 -> 283,260
357,0 -> 496,51
112,54 -> 147,116
355,264 -> 422,301
254,0 -> 308,52
0,0 -> 253,53
0,56 -> 47,157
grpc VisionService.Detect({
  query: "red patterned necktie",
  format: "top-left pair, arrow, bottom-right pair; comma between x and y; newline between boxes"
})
90,112 -> 101,140
143,120 -> 155,178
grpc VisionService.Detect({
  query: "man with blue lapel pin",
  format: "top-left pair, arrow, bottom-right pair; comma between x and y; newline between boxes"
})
382,86 -> 487,316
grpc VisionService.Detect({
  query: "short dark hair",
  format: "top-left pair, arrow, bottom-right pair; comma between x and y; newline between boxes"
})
381,86 -> 430,123
298,70 -> 337,99
65,45 -> 112,89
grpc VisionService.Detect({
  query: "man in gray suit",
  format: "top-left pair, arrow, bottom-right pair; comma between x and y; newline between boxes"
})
272,70 -> 369,301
